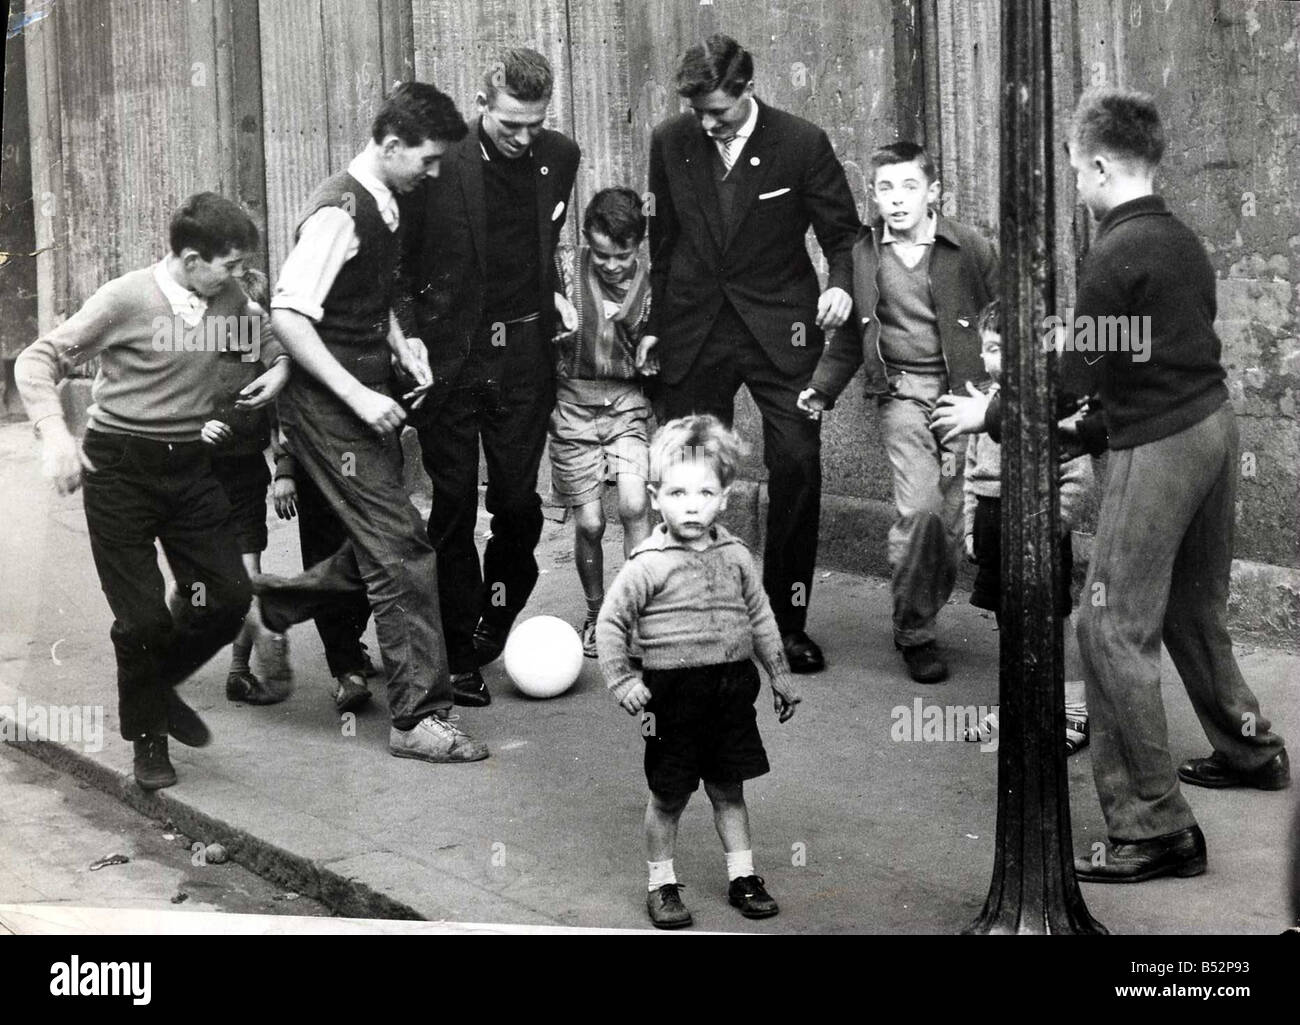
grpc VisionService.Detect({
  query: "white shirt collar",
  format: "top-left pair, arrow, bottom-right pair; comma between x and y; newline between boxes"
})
882,210 -> 938,246
715,96 -> 760,152
153,260 -> 207,326
348,151 -> 399,231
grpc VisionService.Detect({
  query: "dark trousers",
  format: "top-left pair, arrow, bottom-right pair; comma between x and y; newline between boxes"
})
417,319 -> 555,673
80,430 -> 251,739
292,466 -> 373,677
655,302 -> 821,634
1077,403 -> 1286,840
273,379 -> 452,727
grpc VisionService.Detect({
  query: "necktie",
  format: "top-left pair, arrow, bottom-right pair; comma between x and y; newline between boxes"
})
720,136 -> 740,174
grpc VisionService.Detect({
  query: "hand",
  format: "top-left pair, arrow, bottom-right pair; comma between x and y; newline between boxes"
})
635,334 -> 659,376
200,419 -> 233,446
619,680 -> 652,715
930,382 -> 990,444
348,387 -> 407,436
1058,411 -> 1089,461
272,477 -> 298,520
554,292 -> 578,334
815,286 -> 852,330
393,336 -> 432,389
39,422 -> 83,496
796,387 -> 827,419
236,358 -> 291,409
964,534 -> 976,563
771,678 -> 801,723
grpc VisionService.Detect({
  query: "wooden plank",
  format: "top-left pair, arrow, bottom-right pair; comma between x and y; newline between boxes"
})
228,0 -> 269,273
259,0 -> 330,277
320,0 -> 387,167
379,0 -> 416,91
1,16 -> 39,361
21,0 -> 67,332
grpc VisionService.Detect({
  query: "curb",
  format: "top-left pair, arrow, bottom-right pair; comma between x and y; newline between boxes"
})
0,719 -> 424,921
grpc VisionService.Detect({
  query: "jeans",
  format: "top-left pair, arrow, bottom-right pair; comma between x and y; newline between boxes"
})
273,378 -> 452,727
1077,402 -> 1286,840
878,372 -> 966,647
80,430 -> 251,739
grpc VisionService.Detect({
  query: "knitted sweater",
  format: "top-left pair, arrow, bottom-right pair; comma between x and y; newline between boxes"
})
15,268 -> 283,441
596,523 -> 792,701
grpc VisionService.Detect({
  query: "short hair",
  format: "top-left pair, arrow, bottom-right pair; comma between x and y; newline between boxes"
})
869,141 -> 937,183
649,414 -> 744,488
238,266 -> 269,307
372,82 -> 468,147
1069,87 -> 1165,169
675,33 -> 753,100
169,192 -> 258,261
481,48 -> 554,104
582,188 -> 647,247
977,297 -> 1001,338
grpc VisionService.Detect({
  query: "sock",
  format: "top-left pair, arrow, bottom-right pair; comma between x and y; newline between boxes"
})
585,594 -> 604,622
647,859 -> 676,891
229,626 -> 253,675
725,849 -> 755,881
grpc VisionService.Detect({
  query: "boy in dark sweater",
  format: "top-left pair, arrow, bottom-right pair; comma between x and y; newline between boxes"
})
1059,89 -> 1287,881
15,193 -> 291,789
597,415 -> 801,929
549,187 -> 655,658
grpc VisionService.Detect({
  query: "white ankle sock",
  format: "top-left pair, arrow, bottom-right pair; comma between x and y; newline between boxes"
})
725,849 -> 755,880
647,859 -> 676,891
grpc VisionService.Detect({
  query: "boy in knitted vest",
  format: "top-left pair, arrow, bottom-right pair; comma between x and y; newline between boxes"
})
549,187 -> 656,657
597,415 -> 801,929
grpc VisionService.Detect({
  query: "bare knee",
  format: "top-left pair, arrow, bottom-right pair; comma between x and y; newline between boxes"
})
704,780 -> 743,807
649,790 -> 690,818
618,483 -> 648,526
573,503 -> 606,544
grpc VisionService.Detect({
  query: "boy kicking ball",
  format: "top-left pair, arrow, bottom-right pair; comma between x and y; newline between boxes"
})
597,415 -> 800,929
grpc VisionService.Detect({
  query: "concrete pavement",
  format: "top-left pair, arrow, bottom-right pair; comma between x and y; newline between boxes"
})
1,420 -> 1295,933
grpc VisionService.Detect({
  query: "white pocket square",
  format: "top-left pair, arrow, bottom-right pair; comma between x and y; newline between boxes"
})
552,201 -> 566,221
758,188 -> 791,200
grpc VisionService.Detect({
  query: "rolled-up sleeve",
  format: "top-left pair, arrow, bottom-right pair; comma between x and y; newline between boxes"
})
270,207 -> 358,322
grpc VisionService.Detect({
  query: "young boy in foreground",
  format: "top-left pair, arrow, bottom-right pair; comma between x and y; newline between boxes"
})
549,187 -> 655,657
597,415 -> 801,929
15,193 -> 291,789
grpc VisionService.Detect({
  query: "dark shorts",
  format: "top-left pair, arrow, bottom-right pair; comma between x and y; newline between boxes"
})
211,452 -> 271,555
642,659 -> 770,797
970,495 -> 1073,618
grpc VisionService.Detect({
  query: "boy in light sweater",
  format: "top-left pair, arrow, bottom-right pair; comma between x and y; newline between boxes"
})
14,192 -> 291,790
597,414 -> 801,929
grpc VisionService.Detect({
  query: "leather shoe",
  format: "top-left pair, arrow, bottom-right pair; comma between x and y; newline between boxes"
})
728,874 -> 780,918
166,690 -> 211,748
646,883 -> 692,929
898,641 -> 948,684
781,631 -> 824,674
133,735 -> 178,790
451,669 -> 491,707
473,620 -> 510,667
1074,824 -> 1206,883
1178,749 -> 1289,790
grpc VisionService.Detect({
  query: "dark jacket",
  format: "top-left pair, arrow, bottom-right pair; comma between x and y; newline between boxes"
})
398,118 -> 581,383
808,214 -> 999,404
647,99 -> 860,385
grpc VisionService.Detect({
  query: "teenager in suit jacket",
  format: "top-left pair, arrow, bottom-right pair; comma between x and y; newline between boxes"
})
644,34 -> 860,672
399,49 -> 581,707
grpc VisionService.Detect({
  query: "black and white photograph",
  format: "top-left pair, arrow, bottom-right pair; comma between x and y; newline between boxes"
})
0,0 -> 1296,1000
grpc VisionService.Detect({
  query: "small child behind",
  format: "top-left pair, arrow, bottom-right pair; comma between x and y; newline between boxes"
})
550,187 -> 656,658
960,299 -> 1093,753
597,415 -> 800,930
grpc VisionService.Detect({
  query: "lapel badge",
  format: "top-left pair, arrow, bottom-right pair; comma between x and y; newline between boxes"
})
540,165 -> 550,175
750,156 -> 760,166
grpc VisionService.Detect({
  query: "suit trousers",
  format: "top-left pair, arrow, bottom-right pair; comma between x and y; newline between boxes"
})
418,319 -> 555,673
80,430 -> 251,739
1077,402 -> 1286,840
878,372 -> 966,647
655,301 -> 820,634
274,379 -> 452,727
